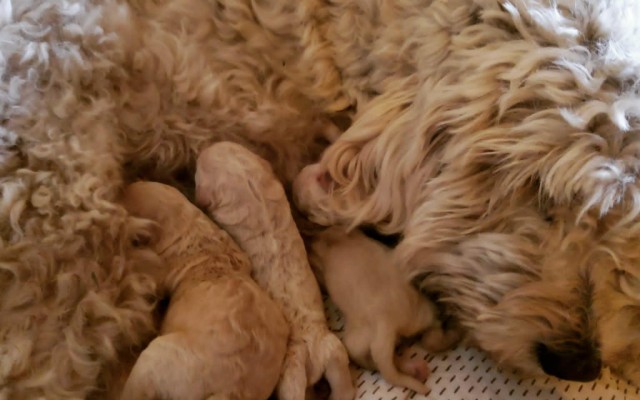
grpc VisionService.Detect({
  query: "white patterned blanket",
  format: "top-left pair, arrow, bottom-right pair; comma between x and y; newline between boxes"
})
324,300 -> 638,400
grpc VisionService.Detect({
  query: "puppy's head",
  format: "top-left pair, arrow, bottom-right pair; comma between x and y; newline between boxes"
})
292,163 -> 339,226
122,181 -> 201,256
121,185 -> 169,286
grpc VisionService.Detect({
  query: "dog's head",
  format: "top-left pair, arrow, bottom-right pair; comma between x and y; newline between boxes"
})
294,0 -> 640,384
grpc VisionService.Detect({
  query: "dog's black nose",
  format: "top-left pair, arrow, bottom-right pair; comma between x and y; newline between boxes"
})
535,342 -> 602,382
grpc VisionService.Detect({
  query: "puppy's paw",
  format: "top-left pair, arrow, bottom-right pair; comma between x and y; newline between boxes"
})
279,334 -> 354,400
277,341 -> 309,400
398,358 -> 430,382
308,332 -> 355,400
420,326 -> 462,353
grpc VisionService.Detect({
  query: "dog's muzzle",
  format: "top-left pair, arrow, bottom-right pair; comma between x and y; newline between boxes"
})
535,342 -> 602,382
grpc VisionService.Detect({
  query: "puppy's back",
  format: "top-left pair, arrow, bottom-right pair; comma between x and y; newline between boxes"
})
121,273 -> 289,400
311,228 -> 436,394
121,181 -> 289,400
311,228 -> 414,324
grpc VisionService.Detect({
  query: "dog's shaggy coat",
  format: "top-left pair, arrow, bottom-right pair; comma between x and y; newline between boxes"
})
0,0 -> 343,398
293,0 -> 640,385
2,0 -> 640,397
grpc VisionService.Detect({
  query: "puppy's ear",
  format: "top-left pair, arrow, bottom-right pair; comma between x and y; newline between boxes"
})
125,218 -> 168,287
127,217 -> 162,248
127,245 -> 168,288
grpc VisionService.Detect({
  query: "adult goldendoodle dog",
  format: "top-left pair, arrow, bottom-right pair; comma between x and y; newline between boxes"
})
2,0 -> 640,398
294,0 -> 640,386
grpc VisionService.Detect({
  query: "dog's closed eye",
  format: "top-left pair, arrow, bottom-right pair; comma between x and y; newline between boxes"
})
359,225 -> 402,248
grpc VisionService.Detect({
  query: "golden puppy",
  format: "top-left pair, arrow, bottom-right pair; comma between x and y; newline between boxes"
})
195,142 -> 355,400
120,182 -> 289,400
309,227 -> 460,394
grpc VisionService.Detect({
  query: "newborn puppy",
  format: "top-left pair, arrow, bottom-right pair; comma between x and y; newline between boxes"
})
309,227 -> 460,394
120,182 -> 289,400
195,142 -> 355,400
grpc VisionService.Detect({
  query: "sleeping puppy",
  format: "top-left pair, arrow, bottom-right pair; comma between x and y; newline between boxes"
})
309,227 -> 460,394
120,182 -> 289,400
195,142 -> 355,400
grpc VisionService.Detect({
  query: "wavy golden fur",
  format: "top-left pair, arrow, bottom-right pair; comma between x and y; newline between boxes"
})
120,181 -> 289,400
2,0 -> 640,397
294,0 -> 640,385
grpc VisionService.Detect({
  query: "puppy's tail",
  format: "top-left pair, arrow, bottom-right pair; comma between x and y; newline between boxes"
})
121,333 -> 199,400
371,328 -> 429,395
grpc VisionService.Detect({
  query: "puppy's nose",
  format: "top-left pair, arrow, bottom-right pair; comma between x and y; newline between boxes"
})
316,170 -> 333,192
535,342 -> 602,382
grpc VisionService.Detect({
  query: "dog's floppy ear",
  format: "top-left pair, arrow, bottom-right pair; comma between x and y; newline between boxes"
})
618,270 -> 640,302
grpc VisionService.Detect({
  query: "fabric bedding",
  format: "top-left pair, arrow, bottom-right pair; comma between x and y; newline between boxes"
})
324,300 -> 638,400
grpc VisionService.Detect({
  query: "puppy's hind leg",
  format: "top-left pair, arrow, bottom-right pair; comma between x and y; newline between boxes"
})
121,333 -> 203,400
396,348 -> 430,383
316,333 -> 354,400
370,327 -> 429,395
420,322 -> 463,353
277,340 -> 309,400
342,324 -> 374,370
413,297 -> 462,353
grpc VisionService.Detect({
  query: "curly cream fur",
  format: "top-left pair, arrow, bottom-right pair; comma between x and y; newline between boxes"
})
0,0 -> 344,397
0,2 -> 158,398
3,0 -> 640,396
